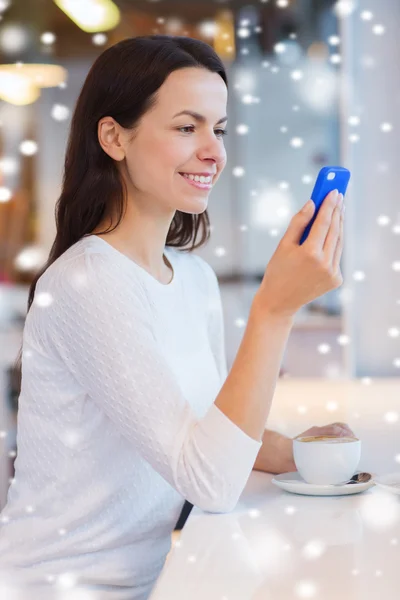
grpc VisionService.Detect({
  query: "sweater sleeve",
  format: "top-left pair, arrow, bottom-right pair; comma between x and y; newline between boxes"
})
37,252 -> 261,514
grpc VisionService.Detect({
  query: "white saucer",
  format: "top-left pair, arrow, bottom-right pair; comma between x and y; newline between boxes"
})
373,472 -> 400,495
271,471 -> 375,496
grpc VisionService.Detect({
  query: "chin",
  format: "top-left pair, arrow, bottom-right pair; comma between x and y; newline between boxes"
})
184,199 -> 209,214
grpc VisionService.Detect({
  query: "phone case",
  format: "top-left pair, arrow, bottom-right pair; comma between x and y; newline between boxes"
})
299,166 -> 351,245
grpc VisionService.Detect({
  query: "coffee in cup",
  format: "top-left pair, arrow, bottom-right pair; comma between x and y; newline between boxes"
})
296,435 -> 358,443
293,435 -> 361,485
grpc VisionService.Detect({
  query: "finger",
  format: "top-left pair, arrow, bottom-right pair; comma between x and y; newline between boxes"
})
332,423 -> 355,437
324,193 -> 343,262
305,189 -> 339,250
300,426 -> 337,438
295,424 -> 355,439
294,427 -> 319,439
331,422 -> 353,431
285,199 -> 315,246
332,210 -> 344,273
341,426 -> 356,436
312,424 -> 349,437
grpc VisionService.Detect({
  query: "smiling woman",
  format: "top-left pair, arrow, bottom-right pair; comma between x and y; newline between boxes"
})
2,35 -> 238,600
0,27 -> 349,600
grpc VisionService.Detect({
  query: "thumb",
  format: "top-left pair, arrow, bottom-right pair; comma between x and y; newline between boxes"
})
285,199 -> 315,245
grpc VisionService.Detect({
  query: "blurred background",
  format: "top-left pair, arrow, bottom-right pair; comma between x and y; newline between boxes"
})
0,0 -> 399,509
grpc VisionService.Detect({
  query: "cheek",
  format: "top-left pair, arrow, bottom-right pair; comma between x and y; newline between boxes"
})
126,155 -> 176,191
148,137 -> 188,174
165,138 -> 192,164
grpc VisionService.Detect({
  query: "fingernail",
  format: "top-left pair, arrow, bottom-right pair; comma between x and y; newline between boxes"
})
332,189 -> 339,202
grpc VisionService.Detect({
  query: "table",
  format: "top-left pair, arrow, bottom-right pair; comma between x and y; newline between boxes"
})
150,470 -> 400,600
150,379 -> 400,600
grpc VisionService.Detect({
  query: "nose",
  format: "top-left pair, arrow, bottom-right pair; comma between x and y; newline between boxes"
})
197,132 -> 226,168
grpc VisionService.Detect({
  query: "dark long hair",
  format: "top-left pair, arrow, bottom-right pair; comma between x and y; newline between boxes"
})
13,35 -> 228,375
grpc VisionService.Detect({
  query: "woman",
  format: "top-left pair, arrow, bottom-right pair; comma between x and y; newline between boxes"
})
0,35 -> 351,599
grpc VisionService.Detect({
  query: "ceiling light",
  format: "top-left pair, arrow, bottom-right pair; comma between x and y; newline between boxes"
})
54,0 -> 120,33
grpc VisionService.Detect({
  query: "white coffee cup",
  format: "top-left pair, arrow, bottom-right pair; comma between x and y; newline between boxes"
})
293,435 -> 361,485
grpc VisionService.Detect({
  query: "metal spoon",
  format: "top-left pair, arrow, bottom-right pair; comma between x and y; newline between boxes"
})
276,472 -> 372,486
335,472 -> 372,485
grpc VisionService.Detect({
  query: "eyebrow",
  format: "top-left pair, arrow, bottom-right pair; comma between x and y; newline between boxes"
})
172,110 -> 228,124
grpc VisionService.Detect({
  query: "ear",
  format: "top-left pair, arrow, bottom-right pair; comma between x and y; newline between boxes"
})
97,117 -> 125,161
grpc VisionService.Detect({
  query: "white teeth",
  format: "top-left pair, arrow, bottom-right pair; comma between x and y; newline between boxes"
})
182,173 -> 212,184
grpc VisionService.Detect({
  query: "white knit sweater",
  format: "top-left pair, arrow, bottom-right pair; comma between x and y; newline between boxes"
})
0,235 -> 262,599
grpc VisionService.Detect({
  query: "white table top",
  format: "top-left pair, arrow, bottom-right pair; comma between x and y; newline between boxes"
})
151,471 -> 400,600
151,379 -> 400,600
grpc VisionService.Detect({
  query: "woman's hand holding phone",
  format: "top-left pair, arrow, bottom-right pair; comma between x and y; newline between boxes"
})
253,188 -> 345,320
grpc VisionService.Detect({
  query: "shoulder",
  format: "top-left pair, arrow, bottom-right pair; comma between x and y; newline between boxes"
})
36,238 -> 147,311
37,238 -> 107,291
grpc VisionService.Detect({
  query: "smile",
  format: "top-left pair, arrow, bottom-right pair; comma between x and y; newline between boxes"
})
179,173 -> 214,190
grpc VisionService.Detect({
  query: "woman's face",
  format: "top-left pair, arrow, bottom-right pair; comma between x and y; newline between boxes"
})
120,67 -> 228,215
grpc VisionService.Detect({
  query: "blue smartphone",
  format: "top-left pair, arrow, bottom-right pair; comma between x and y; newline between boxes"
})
299,166 -> 351,245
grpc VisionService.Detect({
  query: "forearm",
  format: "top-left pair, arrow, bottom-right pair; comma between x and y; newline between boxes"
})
252,429 -> 296,474
214,300 -> 294,442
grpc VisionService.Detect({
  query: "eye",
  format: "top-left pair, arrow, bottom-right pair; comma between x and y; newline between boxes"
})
178,126 -> 228,138
215,128 -> 228,137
